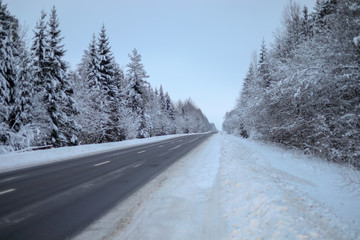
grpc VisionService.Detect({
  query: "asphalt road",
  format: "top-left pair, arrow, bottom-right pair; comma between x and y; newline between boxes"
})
0,132 -> 214,240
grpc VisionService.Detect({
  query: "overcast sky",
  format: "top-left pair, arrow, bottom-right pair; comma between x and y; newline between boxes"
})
6,0 -> 315,129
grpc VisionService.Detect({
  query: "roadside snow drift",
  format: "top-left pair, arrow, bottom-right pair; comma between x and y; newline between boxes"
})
76,133 -> 360,240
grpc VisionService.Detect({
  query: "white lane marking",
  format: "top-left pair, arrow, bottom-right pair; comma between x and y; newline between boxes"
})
158,145 -> 164,148
169,145 -> 182,151
94,161 -> 111,167
189,137 -> 200,143
0,188 -> 16,196
0,176 -> 23,184
132,159 -> 146,168
137,150 -> 146,154
133,163 -> 142,168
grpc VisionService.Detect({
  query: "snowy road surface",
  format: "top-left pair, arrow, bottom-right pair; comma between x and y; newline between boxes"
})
76,133 -> 360,240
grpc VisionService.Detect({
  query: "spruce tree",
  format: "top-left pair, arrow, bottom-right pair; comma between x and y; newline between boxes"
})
301,6 -> 311,39
45,6 -> 66,146
47,6 -> 79,146
96,25 -> 119,142
97,24 -> 116,99
258,39 -> 270,88
0,0 -> 18,129
31,7 -> 79,147
126,49 -> 150,138
0,1 -> 36,151
14,35 -> 34,132
159,84 -> 166,110
165,92 -> 175,121
31,11 -> 48,89
77,34 -> 103,143
0,0 -> 20,150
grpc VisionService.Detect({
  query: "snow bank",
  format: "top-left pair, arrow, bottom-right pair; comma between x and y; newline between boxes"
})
220,134 -> 360,239
0,134 -> 188,173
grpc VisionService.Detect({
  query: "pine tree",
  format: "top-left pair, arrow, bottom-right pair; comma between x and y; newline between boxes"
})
312,0 -> 338,33
112,63 -> 127,140
275,1 -> 302,59
301,6 -> 311,39
96,25 -> 120,142
97,24 -> 116,99
165,92 -> 176,134
30,10 -> 50,146
0,0 -> 20,150
126,48 -> 150,138
81,34 -> 100,90
143,87 -> 160,136
0,1 -> 36,152
165,92 -> 175,121
0,0 -> 18,129
14,33 -> 34,132
76,34 -> 102,143
47,6 -> 79,146
31,11 -> 48,89
258,39 -> 270,88
159,84 -> 166,110
31,7 -> 79,147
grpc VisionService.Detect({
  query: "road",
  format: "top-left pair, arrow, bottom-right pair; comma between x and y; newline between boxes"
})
0,133 -> 214,240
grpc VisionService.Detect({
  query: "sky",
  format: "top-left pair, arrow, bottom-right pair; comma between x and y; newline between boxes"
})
5,0 -> 315,130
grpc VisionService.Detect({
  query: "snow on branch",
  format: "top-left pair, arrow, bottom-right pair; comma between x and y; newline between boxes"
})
353,35 -> 360,48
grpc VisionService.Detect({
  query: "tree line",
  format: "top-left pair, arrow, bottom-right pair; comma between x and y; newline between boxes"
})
223,0 -> 360,167
0,1 -> 215,153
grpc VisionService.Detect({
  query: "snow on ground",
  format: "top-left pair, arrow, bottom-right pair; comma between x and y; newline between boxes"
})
220,134 -> 360,240
0,134 -> 188,173
76,132 -> 360,240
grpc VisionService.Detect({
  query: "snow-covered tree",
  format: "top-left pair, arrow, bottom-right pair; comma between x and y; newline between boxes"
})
0,2 -> 215,152
31,7 -> 79,147
46,6 -> 79,146
225,0 -> 360,167
11,29 -> 36,149
165,92 -> 176,121
96,25 -> 120,142
0,0 -> 19,146
76,26 -> 127,143
125,48 -> 150,138
301,5 -> 311,39
75,35 -> 102,143
0,1 -> 35,152
175,99 -> 212,134
97,25 -> 116,98
258,39 -> 271,88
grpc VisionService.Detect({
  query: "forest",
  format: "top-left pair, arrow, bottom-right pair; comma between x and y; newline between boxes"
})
223,0 -> 360,167
0,1 -> 215,153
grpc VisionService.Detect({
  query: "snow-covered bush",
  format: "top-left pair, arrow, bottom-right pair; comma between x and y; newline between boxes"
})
224,0 -> 360,167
